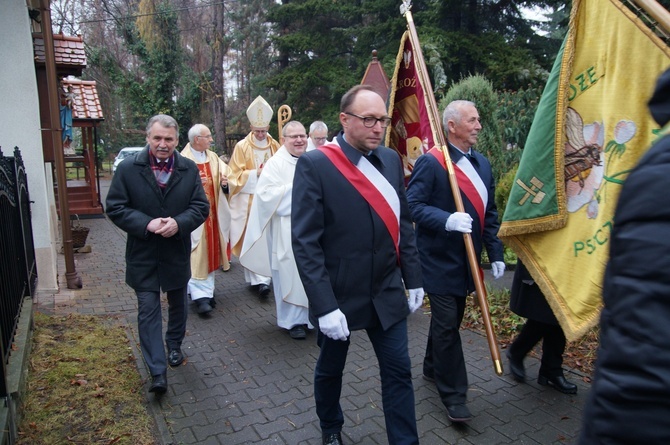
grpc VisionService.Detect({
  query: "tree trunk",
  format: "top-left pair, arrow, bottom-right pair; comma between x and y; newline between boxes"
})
212,1 -> 227,155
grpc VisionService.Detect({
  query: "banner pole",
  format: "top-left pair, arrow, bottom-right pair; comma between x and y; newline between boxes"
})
630,0 -> 670,33
400,0 -> 503,375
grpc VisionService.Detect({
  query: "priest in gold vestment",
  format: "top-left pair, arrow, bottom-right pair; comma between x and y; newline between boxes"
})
182,124 -> 232,315
228,96 -> 280,299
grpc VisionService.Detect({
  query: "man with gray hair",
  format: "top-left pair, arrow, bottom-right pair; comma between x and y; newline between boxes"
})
406,100 -> 505,423
181,124 -> 232,316
306,120 -> 329,151
107,115 -> 209,395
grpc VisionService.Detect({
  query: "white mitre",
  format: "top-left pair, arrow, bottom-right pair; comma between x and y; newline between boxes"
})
246,96 -> 273,128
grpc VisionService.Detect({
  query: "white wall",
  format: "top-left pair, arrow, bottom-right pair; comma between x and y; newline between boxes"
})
0,0 -> 58,291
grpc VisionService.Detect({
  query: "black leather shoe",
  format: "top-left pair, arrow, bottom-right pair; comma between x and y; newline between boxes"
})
168,348 -> 184,367
196,299 -> 213,315
446,404 -> 472,423
322,432 -> 343,445
538,374 -> 578,394
258,284 -> 271,299
149,373 -> 167,394
289,325 -> 307,340
506,349 -> 526,382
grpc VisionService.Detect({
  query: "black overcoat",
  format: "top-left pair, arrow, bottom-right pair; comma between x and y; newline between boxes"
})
509,261 -> 558,326
106,146 -> 209,292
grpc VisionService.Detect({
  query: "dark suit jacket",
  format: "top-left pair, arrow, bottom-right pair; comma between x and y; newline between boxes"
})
291,132 -> 423,331
106,146 -> 209,292
406,144 -> 503,297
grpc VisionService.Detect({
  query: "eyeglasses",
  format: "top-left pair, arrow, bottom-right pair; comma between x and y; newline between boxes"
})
285,134 -> 308,139
197,135 -> 213,140
312,137 -> 327,142
344,112 -> 392,128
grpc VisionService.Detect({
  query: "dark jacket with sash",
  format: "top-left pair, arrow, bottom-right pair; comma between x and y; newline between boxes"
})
291,132 -> 423,331
406,144 -> 503,297
106,146 -> 209,292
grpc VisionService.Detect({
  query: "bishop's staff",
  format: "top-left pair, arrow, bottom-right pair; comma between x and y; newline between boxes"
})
277,104 -> 292,145
400,0 -> 503,375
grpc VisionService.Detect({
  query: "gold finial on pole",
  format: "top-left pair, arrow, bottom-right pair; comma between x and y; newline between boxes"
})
277,104 -> 292,145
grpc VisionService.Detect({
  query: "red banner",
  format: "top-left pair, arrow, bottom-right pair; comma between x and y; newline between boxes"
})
385,31 -> 441,179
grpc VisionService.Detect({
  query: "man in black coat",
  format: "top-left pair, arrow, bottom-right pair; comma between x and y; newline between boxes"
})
106,114 -> 209,395
292,85 -> 424,445
579,68 -> 670,444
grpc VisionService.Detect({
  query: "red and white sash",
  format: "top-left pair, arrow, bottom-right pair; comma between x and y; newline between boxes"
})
319,144 -> 401,260
428,147 -> 487,233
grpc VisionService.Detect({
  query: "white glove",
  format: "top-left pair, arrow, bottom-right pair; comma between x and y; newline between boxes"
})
491,261 -> 506,280
318,309 -> 350,341
445,212 -> 473,233
408,288 -> 425,313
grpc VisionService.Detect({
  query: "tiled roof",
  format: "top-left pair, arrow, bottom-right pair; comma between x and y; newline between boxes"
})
61,79 -> 104,121
33,33 -> 87,69
361,50 -> 391,102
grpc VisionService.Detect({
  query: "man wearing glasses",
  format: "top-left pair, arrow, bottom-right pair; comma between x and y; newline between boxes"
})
307,120 -> 329,151
228,96 -> 280,299
292,85 -> 425,445
241,121 -> 313,340
181,124 -> 232,316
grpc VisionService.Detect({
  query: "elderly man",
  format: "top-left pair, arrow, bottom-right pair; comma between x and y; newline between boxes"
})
181,124 -> 232,315
240,121 -> 313,340
106,114 -> 209,395
228,96 -> 280,298
306,120 -> 328,151
292,85 -> 424,445
406,100 -> 505,423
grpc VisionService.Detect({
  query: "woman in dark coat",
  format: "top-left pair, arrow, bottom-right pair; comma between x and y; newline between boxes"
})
506,261 -> 577,394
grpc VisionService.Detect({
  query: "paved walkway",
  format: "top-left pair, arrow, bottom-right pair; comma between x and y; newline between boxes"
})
35,195 -> 589,444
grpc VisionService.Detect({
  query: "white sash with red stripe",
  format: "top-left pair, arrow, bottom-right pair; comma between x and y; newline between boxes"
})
319,144 -> 401,259
428,147 -> 487,233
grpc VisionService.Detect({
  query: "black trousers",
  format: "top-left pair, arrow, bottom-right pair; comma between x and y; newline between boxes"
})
423,294 -> 468,406
314,319 -> 418,445
508,318 -> 567,377
136,287 -> 188,376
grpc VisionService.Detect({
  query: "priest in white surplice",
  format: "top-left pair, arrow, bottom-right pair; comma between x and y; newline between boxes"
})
182,124 -> 232,315
240,121 -> 313,339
